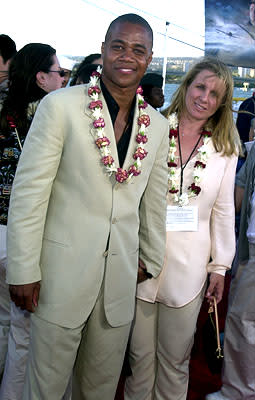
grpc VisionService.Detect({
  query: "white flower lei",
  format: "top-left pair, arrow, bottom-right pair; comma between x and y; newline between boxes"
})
88,67 -> 150,183
167,112 -> 212,206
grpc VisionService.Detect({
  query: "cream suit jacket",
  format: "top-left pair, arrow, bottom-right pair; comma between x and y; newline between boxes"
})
6,84 -> 169,328
137,141 -> 237,307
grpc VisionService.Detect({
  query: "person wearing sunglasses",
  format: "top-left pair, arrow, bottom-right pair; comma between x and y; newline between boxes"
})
0,43 -> 67,400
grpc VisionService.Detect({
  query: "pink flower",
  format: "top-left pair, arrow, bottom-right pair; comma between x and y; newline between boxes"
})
88,86 -> 101,96
169,129 -> 178,138
102,155 -> 114,166
95,137 -> 110,148
188,182 -> 201,195
116,168 -> 129,183
138,101 -> 148,109
168,161 -> 177,167
201,130 -> 212,137
133,147 -> 148,160
93,118 -> 105,128
136,134 -> 148,144
136,86 -> 143,95
91,71 -> 101,78
194,161 -> 206,169
128,165 -> 141,176
89,100 -> 103,110
138,114 -> 150,127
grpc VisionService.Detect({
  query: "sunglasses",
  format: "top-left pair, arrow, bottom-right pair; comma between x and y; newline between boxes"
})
47,69 -> 66,77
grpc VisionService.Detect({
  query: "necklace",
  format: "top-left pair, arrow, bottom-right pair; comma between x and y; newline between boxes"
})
167,112 -> 212,206
88,67 -> 150,183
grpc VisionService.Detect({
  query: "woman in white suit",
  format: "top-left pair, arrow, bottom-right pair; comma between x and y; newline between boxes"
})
125,58 -> 241,400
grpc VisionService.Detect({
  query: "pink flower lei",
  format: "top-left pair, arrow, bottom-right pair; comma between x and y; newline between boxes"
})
88,68 -> 150,183
167,112 -> 212,206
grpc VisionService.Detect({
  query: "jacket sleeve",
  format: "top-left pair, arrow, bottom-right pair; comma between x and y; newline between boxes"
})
6,94 -> 64,284
138,121 -> 169,277
207,155 -> 238,276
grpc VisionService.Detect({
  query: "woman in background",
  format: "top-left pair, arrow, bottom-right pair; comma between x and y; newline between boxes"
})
125,58 -> 241,400
0,43 -> 64,400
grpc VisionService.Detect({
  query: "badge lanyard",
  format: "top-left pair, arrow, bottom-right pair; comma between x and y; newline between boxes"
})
177,128 -> 202,196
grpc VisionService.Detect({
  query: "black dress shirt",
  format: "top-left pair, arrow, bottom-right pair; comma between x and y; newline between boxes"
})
100,79 -> 136,168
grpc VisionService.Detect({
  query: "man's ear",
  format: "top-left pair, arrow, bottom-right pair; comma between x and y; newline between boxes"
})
101,42 -> 105,56
147,51 -> 153,67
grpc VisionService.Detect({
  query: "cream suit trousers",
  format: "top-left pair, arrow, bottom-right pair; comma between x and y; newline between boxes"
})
23,281 -> 131,400
125,289 -> 205,400
0,224 -> 10,376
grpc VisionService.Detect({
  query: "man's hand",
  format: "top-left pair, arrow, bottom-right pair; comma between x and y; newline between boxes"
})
137,258 -> 152,284
205,273 -> 225,305
9,281 -> 41,313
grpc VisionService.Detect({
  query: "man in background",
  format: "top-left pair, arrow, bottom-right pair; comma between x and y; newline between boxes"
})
140,72 -> 164,109
0,34 -> 16,100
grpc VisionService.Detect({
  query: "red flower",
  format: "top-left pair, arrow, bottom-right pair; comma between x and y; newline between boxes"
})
95,137 -> 110,148
88,86 -> 101,96
102,155 -> 114,166
194,161 -> 206,169
136,86 -> 143,95
201,130 -> 212,137
133,147 -> 148,160
93,118 -> 105,128
188,182 -> 201,195
91,70 -> 101,78
168,161 -> 177,167
89,100 -> 103,110
116,168 -> 129,183
136,134 -> 148,144
138,114 -> 150,127
128,165 -> 141,176
169,188 -> 179,194
6,115 -> 16,128
169,129 -> 178,138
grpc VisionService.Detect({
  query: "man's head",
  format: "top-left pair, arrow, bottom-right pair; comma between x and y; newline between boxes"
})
140,73 -> 164,109
101,14 -> 153,92
250,0 -> 255,26
0,34 -> 16,83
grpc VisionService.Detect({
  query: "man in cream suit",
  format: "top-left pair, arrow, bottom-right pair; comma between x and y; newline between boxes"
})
6,13 -> 169,400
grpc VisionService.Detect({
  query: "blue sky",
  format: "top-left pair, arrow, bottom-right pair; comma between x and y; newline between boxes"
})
2,0 -> 205,58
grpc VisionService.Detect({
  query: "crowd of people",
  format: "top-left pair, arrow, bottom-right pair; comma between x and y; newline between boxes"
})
0,11 -> 254,400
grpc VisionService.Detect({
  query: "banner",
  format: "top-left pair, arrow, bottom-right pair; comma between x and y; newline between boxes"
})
205,0 -> 255,68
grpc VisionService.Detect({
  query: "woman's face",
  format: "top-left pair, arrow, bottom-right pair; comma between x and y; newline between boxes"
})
43,55 -> 64,92
184,69 -> 226,123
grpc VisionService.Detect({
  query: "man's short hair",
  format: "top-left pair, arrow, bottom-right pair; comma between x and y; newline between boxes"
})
0,34 -> 16,63
140,73 -> 163,89
105,13 -> 153,45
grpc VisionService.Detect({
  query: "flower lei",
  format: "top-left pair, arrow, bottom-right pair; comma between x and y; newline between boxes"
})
88,67 -> 150,183
168,112 -> 212,206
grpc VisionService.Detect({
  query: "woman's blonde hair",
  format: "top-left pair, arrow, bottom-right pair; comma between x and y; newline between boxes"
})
163,57 -> 241,156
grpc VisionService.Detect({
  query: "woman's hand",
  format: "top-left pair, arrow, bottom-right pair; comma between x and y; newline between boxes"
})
205,273 -> 225,305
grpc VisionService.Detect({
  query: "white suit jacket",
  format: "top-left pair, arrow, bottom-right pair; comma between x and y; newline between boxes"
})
7,83 -> 169,328
137,141 -> 237,307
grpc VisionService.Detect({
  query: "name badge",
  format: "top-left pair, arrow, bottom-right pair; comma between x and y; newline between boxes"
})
166,205 -> 198,232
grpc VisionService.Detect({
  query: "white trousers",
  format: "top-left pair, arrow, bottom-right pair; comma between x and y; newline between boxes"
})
22,282 -> 131,400
125,289 -> 204,400
0,225 -> 10,376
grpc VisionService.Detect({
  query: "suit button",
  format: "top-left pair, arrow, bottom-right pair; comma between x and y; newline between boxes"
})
103,250 -> 108,257
112,217 -> 117,224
